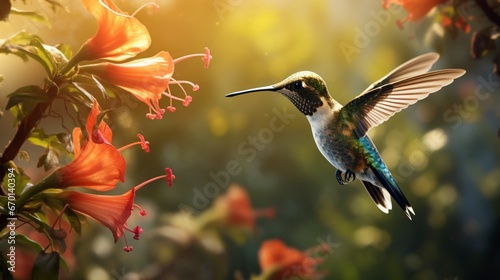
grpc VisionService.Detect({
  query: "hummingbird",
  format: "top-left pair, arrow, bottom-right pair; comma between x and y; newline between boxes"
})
226,53 -> 465,220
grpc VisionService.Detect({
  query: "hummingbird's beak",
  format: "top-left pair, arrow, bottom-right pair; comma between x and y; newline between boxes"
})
225,85 -> 275,97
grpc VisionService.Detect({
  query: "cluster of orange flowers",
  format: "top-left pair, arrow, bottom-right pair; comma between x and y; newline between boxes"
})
68,0 -> 212,120
209,185 -> 328,280
15,0 -> 210,256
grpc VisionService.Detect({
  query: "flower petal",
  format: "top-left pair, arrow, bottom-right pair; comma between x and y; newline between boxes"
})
56,189 -> 135,242
211,185 -> 275,231
79,0 -> 151,61
55,138 -> 125,191
86,100 -> 113,143
82,52 -> 174,118
259,239 -> 314,280
55,100 -> 125,191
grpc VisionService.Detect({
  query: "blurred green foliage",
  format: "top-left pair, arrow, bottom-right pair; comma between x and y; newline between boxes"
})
1,0 -> 499,279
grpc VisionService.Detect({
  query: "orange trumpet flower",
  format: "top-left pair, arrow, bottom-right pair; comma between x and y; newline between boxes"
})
81,48 -> 212,119
52,100 -> 125,191
55,189 -> 135,242
65,0 -> 153,71
259,239 -> 327,280
213,185 -> 275,230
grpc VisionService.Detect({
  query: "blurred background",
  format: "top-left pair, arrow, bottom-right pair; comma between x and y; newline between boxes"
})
1,0 -> 499,279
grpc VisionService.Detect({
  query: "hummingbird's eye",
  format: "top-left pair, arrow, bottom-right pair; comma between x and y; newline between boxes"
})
293,81 -> 302,89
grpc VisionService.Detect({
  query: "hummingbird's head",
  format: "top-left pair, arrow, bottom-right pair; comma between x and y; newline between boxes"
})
226,71 -> 332,116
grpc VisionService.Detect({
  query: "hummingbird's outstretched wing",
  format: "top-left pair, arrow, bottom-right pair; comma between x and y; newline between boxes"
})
359,52 -> 440,95
341,53 -> 466,138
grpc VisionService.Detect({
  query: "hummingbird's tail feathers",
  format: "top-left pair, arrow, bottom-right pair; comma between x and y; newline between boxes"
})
370,166 -> 415,220
360,53 -> 440,95
362,180 -> 392,214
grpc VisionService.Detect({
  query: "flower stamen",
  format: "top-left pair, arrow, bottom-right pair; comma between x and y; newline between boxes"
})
146,106 -> 165,120
171,79 -> 199,92
123,246 -> 133,252
134,167 -> 175,191
173,47 -> 212,69
131,2 -> 160,17
118,134 -> 150,153
133,203 -> 147,216
122,228 -> 133,252
162,79 -> 198,109
165,167 -> 175,187
132,226 -> 143,240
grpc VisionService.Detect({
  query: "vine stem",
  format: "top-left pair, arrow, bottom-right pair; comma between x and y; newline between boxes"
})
0,86 -> 56,187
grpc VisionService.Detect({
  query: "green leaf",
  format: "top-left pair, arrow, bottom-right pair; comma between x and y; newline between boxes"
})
9,104 -> 24,126
31,251 -> 60,280
15,234 -> 44,252
46,149 -> 59,170
55,43 -> 72,61
69,82 -> 96,108
18,230 -> 69,272
0,33 -> 58,75
2,162 -> 31,196
6,85 -> 48,110
10,8 -> 50,27
0,32 -> 44,63
13,213 -> 69,274
43,44 -> 68,72
59,255 -> 69,272
21,228 -> 69,272
64,207 -> 83,235
56,133 -> 73,154
0,31 -> 43,47
28,128 -> 72,159
91,75 -> 108,100
36,149 -> 59,171
27,39 -> 57,75
36,153 -> 47,169
28,129 -> 54,148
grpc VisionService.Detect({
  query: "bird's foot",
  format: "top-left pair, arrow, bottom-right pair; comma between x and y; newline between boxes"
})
336,169 -> 356,185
